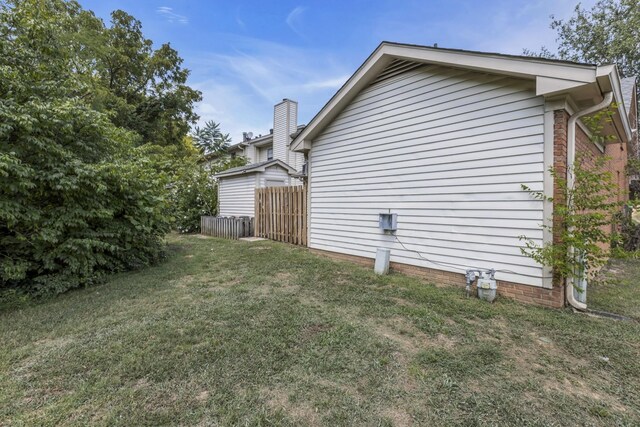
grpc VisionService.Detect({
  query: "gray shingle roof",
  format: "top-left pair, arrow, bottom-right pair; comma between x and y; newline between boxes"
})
621,77 -> 637,113
214,159 -> 297,178
217,160 -> 274,175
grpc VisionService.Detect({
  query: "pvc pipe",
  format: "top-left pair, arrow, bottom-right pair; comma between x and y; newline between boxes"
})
565,91 -> 613,311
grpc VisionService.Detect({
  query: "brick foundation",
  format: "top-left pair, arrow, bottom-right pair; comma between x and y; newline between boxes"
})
310,248 -> 565,308
304,106 -> 628,310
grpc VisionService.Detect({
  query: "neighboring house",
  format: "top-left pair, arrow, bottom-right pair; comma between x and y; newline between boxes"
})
621,77 -> 640,194
291,42 -> 638,308
216,160 -> 297,217
214,99 -> 306,217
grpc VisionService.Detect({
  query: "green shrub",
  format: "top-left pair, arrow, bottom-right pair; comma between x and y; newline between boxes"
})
171,165 -> 218,234
0,1 -> 171,298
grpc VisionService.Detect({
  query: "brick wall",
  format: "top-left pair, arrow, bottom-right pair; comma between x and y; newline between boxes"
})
553,107 -> 629,301
310,248 -> 565,308
554,110 -> 629,254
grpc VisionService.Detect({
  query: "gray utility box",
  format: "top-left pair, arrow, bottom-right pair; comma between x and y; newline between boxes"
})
379,213 -> 398,231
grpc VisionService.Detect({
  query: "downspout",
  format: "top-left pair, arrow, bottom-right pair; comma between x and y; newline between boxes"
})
565,91 -> 614,310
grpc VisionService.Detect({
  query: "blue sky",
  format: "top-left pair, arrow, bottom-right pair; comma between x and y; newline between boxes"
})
78,0 -> 596,143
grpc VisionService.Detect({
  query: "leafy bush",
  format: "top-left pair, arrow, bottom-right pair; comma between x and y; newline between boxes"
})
613,202 -> 640,253
520,155 -> 621,284
171,155 -> 247,233
171,164 -> 218,233
0,1 -> 172,298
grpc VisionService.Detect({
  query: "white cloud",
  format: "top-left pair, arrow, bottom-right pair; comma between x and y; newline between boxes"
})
302,76 -> 349,90
157,6 -> 188,25
188,0 -> 603,143
285,6 -> 306,38
460,0 -> 599,55
189,35 -> 352,143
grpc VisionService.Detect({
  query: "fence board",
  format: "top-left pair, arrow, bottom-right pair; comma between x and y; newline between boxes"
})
255,186 -> 307,246
200,216 -> 254,240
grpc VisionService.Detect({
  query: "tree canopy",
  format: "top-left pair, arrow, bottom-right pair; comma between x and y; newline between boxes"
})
192,121 -> 232,156
548,0 -> 639,78
526,0 -> 639,113
0,0 -> 207,299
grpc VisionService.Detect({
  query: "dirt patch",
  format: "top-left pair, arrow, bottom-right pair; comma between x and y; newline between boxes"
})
133,378 -> 150,390
374,317 -> 456,355
33,336 -> 73,349
389,296 -> 421,309
500,331 -> 628,414
301,323 -> 331,340
262,387 -> 320,426
542,377 -> 627,414
379,407 -> 413,426
175,275 -> 195,288
275,272 -> 294,282
196,390 -> 209,402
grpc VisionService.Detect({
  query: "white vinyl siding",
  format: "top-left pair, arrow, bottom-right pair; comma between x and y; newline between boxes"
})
309,65 -> 546,287
273,102 -> 290,162
258,166 -> 290,187
218,174 -> 256,217
257,146 -> 273,162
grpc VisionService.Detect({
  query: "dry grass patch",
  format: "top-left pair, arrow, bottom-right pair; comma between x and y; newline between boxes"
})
1,234 -> 638,426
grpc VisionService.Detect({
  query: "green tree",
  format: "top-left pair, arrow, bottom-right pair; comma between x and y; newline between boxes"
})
526,0 -> 639,113
91,10 -> 202,147
520,155 -> 621,283
0,0 -> 172,298
192,121 -> 232,155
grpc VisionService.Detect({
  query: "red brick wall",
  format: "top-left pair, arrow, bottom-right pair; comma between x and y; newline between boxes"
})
553,107 -> 629,300
310,248 -> 565,308
554,110 -> 629,253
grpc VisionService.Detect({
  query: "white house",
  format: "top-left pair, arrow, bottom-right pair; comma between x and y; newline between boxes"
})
214,99 -> 305,217
215,160 -> 297,217
291,42 -> 636,308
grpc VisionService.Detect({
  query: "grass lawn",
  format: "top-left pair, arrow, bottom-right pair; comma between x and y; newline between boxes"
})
1,234 -> 639,426
590,258 -> 640,320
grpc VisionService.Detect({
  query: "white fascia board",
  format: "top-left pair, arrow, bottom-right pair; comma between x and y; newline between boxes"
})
291,46 -> 392,151
215,160 -> 296,179
536,76 -> 595,97
385,44 -> 597,81
291,42 -> 599,152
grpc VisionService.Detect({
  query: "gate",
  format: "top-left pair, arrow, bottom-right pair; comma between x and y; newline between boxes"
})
255,186 -> 307,246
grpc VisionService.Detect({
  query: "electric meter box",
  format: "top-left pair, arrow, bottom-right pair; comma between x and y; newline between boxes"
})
379,213 -> 398,232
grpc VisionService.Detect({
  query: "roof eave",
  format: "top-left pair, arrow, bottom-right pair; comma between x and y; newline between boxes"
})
291,42 -> 600,152
213,159 -> 297,179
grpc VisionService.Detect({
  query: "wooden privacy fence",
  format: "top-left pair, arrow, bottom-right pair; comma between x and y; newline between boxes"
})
200,216 -> 254,239
255,186 -> 307,246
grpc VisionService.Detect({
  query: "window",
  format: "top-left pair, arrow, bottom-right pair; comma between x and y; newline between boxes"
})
267,147 -> 273,160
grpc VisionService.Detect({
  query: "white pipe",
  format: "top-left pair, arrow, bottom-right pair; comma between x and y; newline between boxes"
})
565,91 -> 613,310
